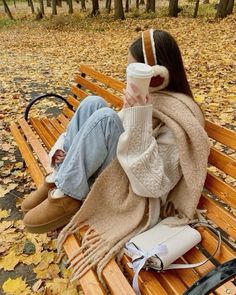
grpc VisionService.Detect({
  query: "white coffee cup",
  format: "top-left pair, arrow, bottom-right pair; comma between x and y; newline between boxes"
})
126,63 -> 153,100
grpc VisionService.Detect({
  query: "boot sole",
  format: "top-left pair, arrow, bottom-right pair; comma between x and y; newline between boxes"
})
25,210 -> 78,234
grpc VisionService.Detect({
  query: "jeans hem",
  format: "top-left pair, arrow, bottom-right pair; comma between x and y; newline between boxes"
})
55,180 -> 86,201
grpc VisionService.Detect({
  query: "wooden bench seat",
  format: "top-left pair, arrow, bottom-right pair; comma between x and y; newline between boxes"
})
10,64 -> 236,295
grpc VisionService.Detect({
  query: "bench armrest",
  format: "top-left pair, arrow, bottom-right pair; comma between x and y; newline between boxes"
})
184,258 -> 236,295
24,93 -> 73,121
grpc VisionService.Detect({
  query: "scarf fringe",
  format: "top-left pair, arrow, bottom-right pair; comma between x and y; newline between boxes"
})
72,241 -> 108,277
60,223 -> 111,284
69,239 -> 104,270
71,260 -> 98,282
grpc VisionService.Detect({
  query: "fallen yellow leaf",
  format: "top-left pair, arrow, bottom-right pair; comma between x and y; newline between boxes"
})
0,209 -> 11,220
2,277 -> 31,295
0,249 -> 20,271
194,94 -> 205,104
45,278 -> 78,295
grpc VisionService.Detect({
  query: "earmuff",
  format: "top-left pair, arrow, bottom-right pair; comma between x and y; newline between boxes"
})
142,29 -> 169,90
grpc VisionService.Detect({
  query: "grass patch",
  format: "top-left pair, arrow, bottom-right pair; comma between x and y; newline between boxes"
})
0,18 -> 19,29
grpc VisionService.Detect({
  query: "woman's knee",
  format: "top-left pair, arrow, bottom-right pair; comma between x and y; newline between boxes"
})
95,107 -> 124,131
80,95 -> 107,108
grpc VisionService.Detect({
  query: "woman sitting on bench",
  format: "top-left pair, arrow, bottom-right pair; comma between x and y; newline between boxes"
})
21,29 -> 210,282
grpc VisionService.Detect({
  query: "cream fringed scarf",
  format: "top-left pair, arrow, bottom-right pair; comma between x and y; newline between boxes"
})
57,91 -> 211,283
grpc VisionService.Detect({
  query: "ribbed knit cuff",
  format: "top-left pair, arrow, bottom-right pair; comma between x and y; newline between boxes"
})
122,105 -> 153,128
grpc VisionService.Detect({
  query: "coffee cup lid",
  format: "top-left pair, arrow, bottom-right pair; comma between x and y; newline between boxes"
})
126,63 -> 153,78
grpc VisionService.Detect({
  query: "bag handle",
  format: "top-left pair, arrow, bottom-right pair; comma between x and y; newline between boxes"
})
151,222 -> 222,271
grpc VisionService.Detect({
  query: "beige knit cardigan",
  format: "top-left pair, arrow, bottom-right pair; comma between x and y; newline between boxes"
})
57,90 -> 211,283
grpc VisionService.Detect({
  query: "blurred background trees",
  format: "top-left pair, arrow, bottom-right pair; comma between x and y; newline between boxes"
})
1,0 -> 235,21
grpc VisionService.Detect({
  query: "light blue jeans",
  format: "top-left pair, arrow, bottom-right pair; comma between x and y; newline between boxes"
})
54,96 -> 124,200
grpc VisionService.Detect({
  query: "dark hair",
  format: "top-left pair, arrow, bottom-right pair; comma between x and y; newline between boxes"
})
129,30 -> 193,98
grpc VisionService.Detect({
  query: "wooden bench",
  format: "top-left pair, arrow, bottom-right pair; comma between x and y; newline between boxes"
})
10,64 -> 236,295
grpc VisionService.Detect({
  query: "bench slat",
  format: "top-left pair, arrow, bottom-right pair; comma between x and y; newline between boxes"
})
63,235 -> 106,295
62,106 -> 74,120
71,85 -> 89,100
57,113 -> 69,128
183,247 -> 236,294
75,76 -> 123,108
208,147 -> 236,179
64,231 -> 135,295
79,65 -> 124,93
30,118 -> 56,150
18,118 -> 52,174
205,171 -> 236,208
174,259 -> 200,287
103,259 -> 136,295
199,193 -> 236,239
157,271 -> 188,294
49,118 -> 66,134
199,227 -> 235,261
198,227 -> 236,294
10,123 -> 44,186
41,118 -> 61,140
17,118 -> 52,175
122,255 -> 169,295
205,120 -> 236,150
184,247 -> 215,276
67,95 -> 80,109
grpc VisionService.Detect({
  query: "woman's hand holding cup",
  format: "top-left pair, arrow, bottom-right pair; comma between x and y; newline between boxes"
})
124,62 -> 153,108
123,83 -> 152,108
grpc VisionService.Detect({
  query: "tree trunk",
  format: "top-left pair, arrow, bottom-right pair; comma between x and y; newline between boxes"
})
36,7 -> 43,19
226,0 -> 234,14
47,0 -> 51,7
140,0 -> 145,4
107,0 -> 112,13
57,0 -> 62,7
146,0 -> 151,11
169,0 -> 179,16
81,0 -> 86,10
14,0 -> 16,8
68,0 -> 73,13
28,0 -> 35,13
39,0 -> 45,14
216,0 -> 229,17
146,0 -> 155,12
52,0 -> 57,14
136,0 -> 139,8
150,0 -> 155,12
125,0 -> 129,12
2,0 -> 14,19
193,0 -> 200,17
91,0 -> 100,15
114,0 -> 125,19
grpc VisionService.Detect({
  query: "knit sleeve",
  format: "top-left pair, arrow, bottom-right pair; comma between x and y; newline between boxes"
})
117,105 -> 182,199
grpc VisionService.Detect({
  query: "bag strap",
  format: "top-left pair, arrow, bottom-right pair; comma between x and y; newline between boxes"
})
151,222 -> 222,271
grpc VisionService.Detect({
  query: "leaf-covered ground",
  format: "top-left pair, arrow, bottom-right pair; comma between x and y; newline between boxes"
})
0,6 -> 235,294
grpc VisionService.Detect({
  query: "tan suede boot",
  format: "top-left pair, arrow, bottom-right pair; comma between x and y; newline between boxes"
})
21,181 -> 56,213
23,190 -> 82,233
